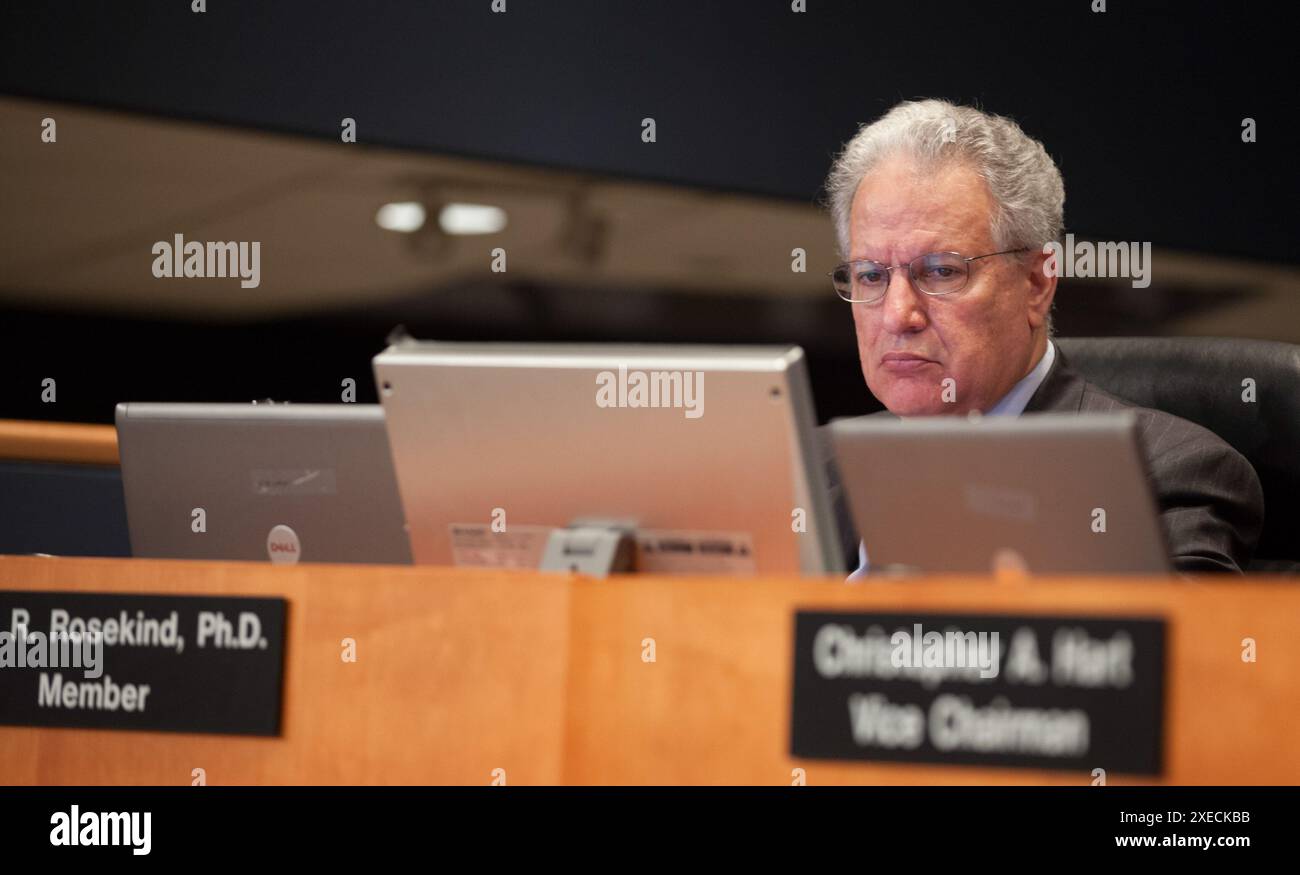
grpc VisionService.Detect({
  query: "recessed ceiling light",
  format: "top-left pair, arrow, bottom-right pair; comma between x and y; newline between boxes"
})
375,202 -> 427,233
438,203 -> 507,235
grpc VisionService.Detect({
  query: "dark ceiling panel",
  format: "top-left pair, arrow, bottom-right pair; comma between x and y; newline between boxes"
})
2,0 -> 1291,264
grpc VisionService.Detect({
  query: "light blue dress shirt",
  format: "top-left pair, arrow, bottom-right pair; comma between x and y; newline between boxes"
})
846,340 -> 1056,581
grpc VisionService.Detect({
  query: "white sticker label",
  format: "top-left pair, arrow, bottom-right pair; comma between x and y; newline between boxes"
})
449,525 -> 756,574
636,530 -> 755,575
449,523 -> 554,569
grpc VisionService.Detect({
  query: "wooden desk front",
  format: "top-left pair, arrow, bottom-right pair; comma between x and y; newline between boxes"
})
1,555 -> 1296,785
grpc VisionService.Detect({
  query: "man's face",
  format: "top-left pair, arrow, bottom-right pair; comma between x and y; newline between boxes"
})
847,154 -> 1054,416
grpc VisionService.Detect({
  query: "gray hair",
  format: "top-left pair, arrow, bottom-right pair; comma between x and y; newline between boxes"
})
825,99 -> 1065,262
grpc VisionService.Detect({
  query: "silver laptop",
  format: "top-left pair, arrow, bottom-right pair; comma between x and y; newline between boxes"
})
373,341 -> 844,575
116,403 -> 412,564
830,412 -> 1171,575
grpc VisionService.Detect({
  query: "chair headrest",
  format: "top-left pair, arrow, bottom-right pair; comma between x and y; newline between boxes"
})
1056,336 -> 1300,562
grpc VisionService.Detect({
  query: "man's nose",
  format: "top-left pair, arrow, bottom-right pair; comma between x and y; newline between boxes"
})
880,267 -> 928,335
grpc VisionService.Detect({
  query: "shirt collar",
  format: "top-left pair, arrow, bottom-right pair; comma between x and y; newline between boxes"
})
985,340 -> 1055,417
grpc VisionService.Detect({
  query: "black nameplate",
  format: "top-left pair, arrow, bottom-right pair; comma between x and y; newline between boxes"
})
791,611 -> 1165,774
0,591 -> 285,736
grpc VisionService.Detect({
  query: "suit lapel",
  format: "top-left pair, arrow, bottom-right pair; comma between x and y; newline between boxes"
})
1023,346 -> 1088,414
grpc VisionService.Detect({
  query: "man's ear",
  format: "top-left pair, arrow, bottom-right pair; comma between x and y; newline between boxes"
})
1024,247 -> 1057,330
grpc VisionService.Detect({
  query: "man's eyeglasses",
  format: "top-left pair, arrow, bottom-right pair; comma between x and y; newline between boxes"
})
829,248 -> 1031,303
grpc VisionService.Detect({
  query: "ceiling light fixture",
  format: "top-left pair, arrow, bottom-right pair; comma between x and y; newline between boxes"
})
438,203 -> 507,235
375,202 -> 427,233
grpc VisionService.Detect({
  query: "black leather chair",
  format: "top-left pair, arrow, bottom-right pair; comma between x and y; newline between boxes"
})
1056,337 -> 1300,572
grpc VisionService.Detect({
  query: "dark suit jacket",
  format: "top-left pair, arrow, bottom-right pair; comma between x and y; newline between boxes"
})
824,348 -> 1265,574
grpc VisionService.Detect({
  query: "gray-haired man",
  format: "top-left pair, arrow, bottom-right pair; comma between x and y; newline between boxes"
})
823,99 -> 1263,574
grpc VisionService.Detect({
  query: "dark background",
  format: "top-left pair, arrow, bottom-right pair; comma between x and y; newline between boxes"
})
0,0 -> 1292,424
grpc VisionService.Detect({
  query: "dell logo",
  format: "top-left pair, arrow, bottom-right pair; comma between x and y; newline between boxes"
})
266,525 -> 301,564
